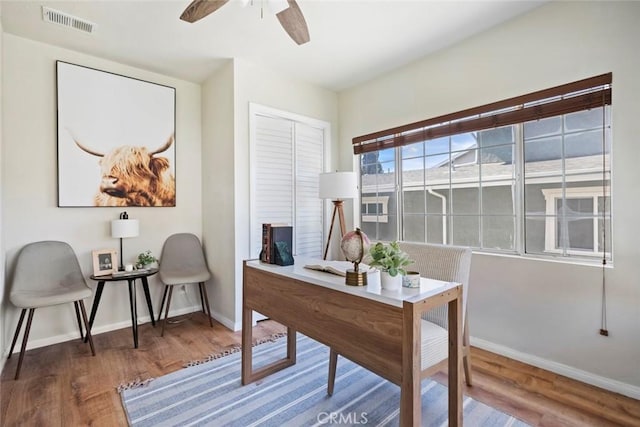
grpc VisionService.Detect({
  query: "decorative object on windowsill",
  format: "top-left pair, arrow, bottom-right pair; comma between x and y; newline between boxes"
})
340,228 -> 371,286
111,211 -> 139,271
136,250 -> 157,270
367,242 -> 413,291
319,171 -> 358,260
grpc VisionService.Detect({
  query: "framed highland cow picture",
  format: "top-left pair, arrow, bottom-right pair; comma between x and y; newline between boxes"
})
56,61 -> 176,207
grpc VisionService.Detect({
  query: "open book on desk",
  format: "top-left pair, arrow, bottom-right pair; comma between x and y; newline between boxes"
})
304,261 -> 376,277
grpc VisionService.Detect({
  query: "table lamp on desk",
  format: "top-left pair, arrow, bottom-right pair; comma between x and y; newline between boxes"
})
111,211 -> 139,271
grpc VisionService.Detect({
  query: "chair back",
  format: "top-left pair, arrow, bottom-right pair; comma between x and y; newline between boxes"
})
11,241 -> 86,297
398,242 -> 472,328
159,233 -> 210,284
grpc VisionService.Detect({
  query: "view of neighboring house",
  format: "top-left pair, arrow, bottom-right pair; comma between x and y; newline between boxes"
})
361,107 -> 611,262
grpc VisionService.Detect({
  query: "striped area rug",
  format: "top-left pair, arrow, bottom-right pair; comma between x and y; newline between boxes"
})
120,335 -> 529,427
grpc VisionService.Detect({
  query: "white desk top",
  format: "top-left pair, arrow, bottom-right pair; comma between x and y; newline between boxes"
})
245,257 -> 459,308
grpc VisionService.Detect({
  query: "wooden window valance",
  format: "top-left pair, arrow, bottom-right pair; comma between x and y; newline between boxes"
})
352,73 -> 612,155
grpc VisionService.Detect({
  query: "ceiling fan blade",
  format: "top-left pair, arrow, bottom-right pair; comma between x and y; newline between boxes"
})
180,0 -> 230,23
276,0 -> 310,45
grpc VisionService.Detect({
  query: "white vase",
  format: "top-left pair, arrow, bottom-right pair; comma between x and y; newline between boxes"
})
380,271 -> 402,291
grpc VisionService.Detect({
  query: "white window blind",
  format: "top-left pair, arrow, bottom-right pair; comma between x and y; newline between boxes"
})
250,109 -> 326,259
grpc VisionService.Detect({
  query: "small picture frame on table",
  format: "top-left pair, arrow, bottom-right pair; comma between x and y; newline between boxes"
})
92,249 -> 118,276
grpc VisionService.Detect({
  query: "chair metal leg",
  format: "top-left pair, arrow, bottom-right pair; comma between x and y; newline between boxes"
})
199,282 -> 213,328
327,348 -> 338,396
14,308 -> 35,380
74,301 -> 84,341
158,285 -> 168,322
198,284 -> 206,314
161,286 -> 174,337
79,301 -> 96,356
8,309 -> 27,360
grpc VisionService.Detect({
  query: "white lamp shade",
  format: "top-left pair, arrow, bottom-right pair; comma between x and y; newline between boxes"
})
319,172 -> 358,200
111,219 -> 139,238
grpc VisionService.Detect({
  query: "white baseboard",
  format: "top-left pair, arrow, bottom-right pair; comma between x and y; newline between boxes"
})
471,336 -> 640,400
209,308 -> 240,331
4,304 -> 201,356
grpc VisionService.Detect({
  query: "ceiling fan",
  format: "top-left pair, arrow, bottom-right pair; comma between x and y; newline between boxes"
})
180,0 -> 310,45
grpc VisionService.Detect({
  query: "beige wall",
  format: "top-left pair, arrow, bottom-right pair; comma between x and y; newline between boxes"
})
1,34 -> 203,350
339,1 -> 640,395
0,2 -> 5,372
201,60 -> 236,328
201,58 -> 339,329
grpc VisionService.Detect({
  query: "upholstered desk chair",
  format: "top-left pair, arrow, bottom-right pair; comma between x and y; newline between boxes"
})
328,242 -> 473,395
158,233 -> 213,336
7,241 -> 96,380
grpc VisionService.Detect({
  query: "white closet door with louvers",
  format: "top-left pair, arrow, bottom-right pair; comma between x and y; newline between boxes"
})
249,105 -> 328,261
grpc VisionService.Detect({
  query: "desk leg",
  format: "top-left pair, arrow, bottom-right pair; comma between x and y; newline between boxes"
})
140,277 -> 156,327
84,282 -> 105,343
448,292 -> 463,427
128,279 -> 138,349
241,304 -> 253,385
401,301 -> 421,427
241,306 -> 296,385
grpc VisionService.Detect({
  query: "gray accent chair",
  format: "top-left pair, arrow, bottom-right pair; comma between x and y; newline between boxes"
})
7,241 -> 96,380
158,233 -> 213,336
328,241 -> 473,395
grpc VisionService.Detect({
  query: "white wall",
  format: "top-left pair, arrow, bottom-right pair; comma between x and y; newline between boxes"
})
201,60 -> 237,328
1,34 -> 203,351
339,1 -> 640,395
200,58 -> 339,329
0,2 -> 5,373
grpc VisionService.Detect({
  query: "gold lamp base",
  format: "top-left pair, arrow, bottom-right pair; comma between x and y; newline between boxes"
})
345,269 -> 367,286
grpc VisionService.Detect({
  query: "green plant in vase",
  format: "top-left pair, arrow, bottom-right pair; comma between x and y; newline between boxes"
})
136,250 -> 158,269
367,241 -> 413,290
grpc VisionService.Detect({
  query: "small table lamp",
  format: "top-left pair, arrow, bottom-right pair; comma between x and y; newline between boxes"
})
319,171 -> 358,260
111,212 -> 139,270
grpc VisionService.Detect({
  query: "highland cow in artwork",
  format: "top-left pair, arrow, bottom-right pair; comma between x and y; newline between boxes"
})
73,134 -> 176,207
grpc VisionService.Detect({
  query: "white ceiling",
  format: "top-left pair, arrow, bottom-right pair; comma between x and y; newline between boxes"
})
1,0 -> 545,91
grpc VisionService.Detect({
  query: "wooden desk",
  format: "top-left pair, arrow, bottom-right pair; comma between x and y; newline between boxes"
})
87,268 -> 158,348
241,259 -> 462,427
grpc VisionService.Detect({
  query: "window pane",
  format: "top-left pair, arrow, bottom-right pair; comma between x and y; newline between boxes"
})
479,126 -> 515,148
524,183 -> 562,215
426,189 -> 448,215
378,215 -> 397,241
452,216 -> 480,247
557,216 -> 593,251
402,141 -> 424,159
403,214 -> 425,242
482,216 -> 515,251
565,129 -> 607,158
523,116 -> 562,139
482,185 -> 515,215
524,135 -> 562,164
425,136 -> 449,156
403,190 -> 425,214
565,107 -> 606,132
451,133 -> 478,153
426,215 -> 445,244
524,216 -> 547,254
452,187 -> 479,215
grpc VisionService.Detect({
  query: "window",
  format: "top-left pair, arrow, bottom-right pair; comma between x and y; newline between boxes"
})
355,74 -> 612,263
362,196 -> 389,223
541,187 -> 610,255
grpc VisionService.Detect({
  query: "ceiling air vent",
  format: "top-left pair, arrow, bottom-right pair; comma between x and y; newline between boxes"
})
42,6 -> 96,34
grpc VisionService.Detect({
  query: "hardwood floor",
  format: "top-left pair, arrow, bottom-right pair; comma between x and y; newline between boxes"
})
1,314 -> 639,426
